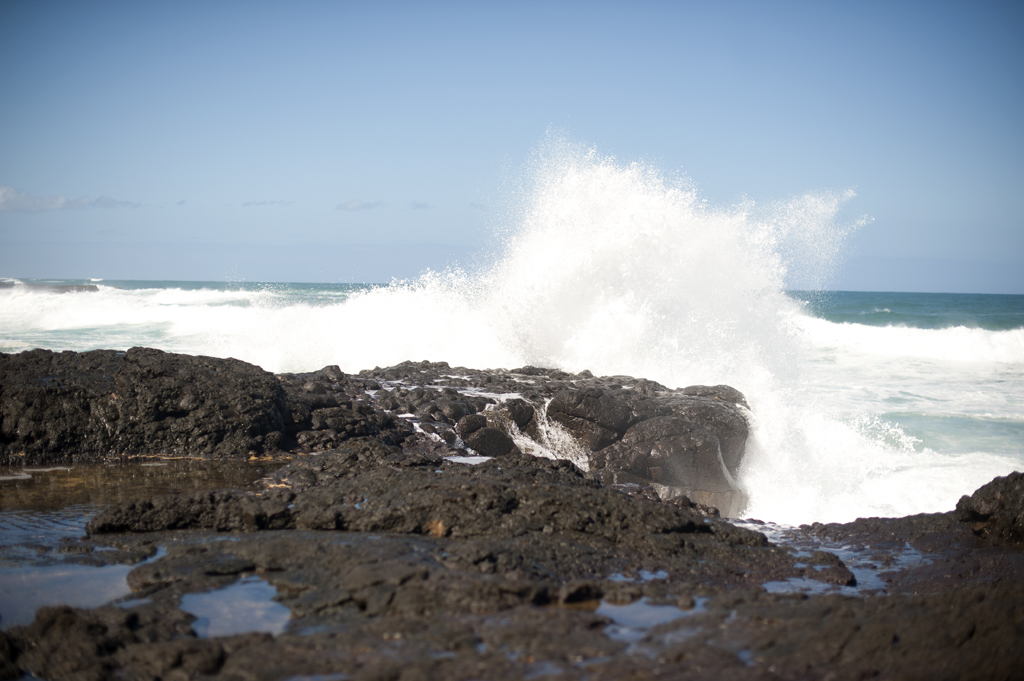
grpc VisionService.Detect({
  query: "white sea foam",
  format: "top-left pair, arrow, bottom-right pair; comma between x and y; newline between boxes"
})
1,142 -> 1021,525
799,316 -> 1024,364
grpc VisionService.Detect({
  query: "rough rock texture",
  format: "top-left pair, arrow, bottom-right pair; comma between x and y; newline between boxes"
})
548,387 -> 634,450
10,603 -> 198,681
543,382 -> 749,513
956,471 -> 1024,545
86,441 -> 764,555
595,417 -> 733,490
461,426 -> 520,457
0,348 -> 288,463
4,449 -> 1024,680
287,361 -> 750,512
1,352 -> 750,511
7,351 -> 1024,679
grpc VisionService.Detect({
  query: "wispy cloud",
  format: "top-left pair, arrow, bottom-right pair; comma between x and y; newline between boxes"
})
337,200 -> 383,211
242,200 -> 294,208
409,201 -> 431,210
0,185 -> 140,211
89,196 -> 140,209
469,202 -> 488,212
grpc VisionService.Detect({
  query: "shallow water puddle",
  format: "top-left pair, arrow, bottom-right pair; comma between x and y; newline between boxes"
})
0,545 -> 167,630
0,460 -> 280,630
762,539 -> 927,595
761,576 -> 853,595
0,562 -> 135,630
596,597 -> 707,643
740,520 -> 936,595
607,569 -> 669,582
0,461 -> 278,559
180,574 -> 291,638
522,660 -> 565,678
0,505 -> 95,553
0,459 -> 279,517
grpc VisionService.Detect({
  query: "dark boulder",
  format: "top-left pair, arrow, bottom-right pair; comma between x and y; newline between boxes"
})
276,368 -> 413,451
502,398 -> 535,430
547,388 -> 633,450
289,391 -> 340,410
535,383 -> 749,516
592,416 -> 745,515
434,399 -> 470,422
663,393 -> 749,475
680,384 -> 749,410
956,471 -> 1024,545
455,414 -> 487,438
0,348 -> 288,464
462,427 -> 520,457
594,417 -> 732,491
0,631 -> 16,681
8,604 -> 200,681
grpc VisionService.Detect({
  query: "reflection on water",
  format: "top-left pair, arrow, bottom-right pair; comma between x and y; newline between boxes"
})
0,505 -> 96,553
0,459 -> 280,630
180,574 -> 291,638
0,562 -> 135,630
0,459 -> 277,565
596,597 -> 707,643
0,459 -> 278,513
735,520 -> 931,596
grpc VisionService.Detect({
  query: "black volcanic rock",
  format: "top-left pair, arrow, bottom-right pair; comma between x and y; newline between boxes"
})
86,440 -> 768,551
594,417 -> 731,490
539,382 -> 748,509
502,398 -> 535,430
4,353 -> 1024,681
680,384 -> 749,410
0,347 -> 288,464
661,393 -> 749,476
0,349 -> 751,516
547,387 -> 634,450
462,426 -> 520,457
956,471 -> 1024,545
455,413 -> 487,438
19,455 -> 1024,681
7,349 -> 1024,681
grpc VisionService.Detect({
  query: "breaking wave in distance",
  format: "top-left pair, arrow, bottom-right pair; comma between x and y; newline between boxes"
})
2,140 -> 1021,524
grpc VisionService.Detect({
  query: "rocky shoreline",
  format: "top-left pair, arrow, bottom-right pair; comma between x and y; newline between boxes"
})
1,348 -> 1022,680
0,347 -> 750,514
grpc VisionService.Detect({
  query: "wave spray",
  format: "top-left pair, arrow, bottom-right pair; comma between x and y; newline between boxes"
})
3,141 -> 1018,524
330,140 -> 911,524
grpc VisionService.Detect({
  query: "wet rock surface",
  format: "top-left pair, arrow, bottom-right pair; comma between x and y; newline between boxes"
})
2,351 -> 749,505
1,351 -> 1023,679
5,457 -> 1024,680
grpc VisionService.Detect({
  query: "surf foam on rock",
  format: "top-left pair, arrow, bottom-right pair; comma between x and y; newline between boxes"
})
3,141 -> 1019,524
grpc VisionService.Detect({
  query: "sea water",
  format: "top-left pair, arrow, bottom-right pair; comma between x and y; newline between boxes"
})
1,148 -> 1021,525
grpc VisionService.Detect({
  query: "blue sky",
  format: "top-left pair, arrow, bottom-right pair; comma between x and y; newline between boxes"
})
1,0 -> 1021,292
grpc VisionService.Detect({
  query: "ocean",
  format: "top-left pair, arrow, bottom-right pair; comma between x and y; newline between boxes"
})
1,155 -> 1021,527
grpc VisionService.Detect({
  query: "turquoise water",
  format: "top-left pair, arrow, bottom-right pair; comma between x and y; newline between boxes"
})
791,290 -> 1024,331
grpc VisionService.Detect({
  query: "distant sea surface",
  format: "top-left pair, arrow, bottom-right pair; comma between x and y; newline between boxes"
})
3,278 -> 1021,526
